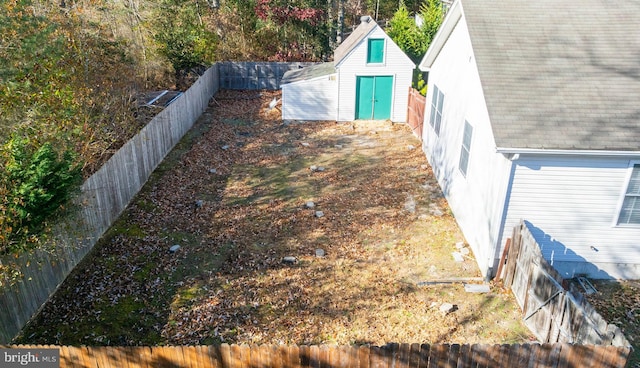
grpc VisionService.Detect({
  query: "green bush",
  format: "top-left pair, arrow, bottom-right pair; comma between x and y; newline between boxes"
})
0,138 -> 82,254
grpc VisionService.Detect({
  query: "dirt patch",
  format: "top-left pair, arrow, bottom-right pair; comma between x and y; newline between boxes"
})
17,90 -> 534,346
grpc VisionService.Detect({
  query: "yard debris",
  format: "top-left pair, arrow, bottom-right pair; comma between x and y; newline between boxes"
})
439,303 -> 457,315
455,242 -> 465,249
208,168 -> 217,174
407,145 -> 416,150
315,249 -> 326,258
301,142 -> 310,147
464,284 -> 491,293
169,245 -> 181,253
304,201 -> 316,209
282,256 -> 298,265
404,194 -> 416,213
314,211 -> 325,218
221,145 -> 230,150
309,165 -> 326,172
452,252 -> 464,262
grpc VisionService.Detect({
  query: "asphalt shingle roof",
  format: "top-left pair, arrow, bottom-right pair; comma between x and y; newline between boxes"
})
280,63 -> 336,85
461,0 -> 640,151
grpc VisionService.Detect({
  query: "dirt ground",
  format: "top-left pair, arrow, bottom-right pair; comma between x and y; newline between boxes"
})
17,90 -> 534,347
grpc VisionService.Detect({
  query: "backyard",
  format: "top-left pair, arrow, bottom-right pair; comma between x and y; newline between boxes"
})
16,90 -> 533,346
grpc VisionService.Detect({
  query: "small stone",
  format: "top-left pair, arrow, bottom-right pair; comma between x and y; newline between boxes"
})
195,200 -> 204,208
315,211 -> 325,218
407,144 -> 416,150
310,165 -> 318,171
460,248 -> 470,256
452,252 -> 464,262
221,145 -> 230,150
316,166 -> 326,172
439,303 -> 456,315
429,302 -> 439,309
169,245 -> 181,253
455,242 -> 466,249
464,284 -> 490,293
301,142 -> 310,147
208,168 -> 217,174
315,249 -> 326,257
282,256 -> 298,264
305,201 -> 316,209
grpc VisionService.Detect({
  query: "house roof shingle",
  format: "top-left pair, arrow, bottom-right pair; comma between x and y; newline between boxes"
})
453,0 -> 640,151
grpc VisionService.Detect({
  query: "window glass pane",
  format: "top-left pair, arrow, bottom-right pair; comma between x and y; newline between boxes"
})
459,121 -> 473,176
463,121 -> 473,148
620,191 -> 640,224
367,39 -> 384,63
626,165 -> 640,195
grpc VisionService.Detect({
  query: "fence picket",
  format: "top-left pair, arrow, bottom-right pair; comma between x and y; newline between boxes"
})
0,343 -> 630,367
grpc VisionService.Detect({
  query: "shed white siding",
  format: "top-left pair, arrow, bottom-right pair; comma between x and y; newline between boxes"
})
282,74 -> 338,121
499,156 -> 640,279
336,27 -> 414,122
422,13 -> 512,276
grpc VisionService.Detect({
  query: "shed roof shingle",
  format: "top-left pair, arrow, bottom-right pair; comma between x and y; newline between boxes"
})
460,0 -> 640,151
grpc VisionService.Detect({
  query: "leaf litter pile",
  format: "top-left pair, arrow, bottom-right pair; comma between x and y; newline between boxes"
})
18,90 -> 534,346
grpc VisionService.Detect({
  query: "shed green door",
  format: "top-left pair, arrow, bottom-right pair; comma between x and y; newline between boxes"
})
355,76 -> 393,120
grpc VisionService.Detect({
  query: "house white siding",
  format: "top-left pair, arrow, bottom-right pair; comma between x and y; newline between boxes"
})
336,27 -> 415,122
499,156 -> 640,279
422,14 -> 512,276
282,74 -> 338,121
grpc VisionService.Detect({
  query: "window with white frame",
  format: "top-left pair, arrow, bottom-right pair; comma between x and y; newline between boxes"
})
459,120 -> 473,176
429,85 -> 444,135
618,163 -> 640,225
367,39 -> 385,63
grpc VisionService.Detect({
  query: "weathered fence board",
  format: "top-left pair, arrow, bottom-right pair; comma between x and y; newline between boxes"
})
218,62 -> 316,90
502,220 -> 631,350
406,87 -> 426,141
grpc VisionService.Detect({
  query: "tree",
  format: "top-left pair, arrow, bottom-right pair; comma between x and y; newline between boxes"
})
154,0 -> 218,72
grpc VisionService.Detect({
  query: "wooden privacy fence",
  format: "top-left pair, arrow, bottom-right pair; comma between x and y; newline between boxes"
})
218,62 -> 317,90
406,87 -> 426,141
6,343 -> 630,368
500,220 -> 630,348
0,66 -> 220,343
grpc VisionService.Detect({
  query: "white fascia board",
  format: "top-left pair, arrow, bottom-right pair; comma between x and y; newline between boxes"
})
418,0 -> 463,71
496,147 -> 640,157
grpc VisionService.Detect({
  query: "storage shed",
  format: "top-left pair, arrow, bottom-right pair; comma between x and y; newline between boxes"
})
281,16 -> 415,122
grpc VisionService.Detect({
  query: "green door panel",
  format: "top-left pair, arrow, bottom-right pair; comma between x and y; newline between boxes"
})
355,75 -> 393,120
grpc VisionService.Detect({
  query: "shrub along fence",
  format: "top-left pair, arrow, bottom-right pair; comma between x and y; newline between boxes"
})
500,220 -> 630,348
5,343 -> 630,368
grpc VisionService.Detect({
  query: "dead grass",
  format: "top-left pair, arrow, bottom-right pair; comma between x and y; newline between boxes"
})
17,90 -> 534,347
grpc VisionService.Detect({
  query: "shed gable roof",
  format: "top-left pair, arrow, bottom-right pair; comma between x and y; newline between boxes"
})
333,16 -> 378,66
423,0 -> 640,152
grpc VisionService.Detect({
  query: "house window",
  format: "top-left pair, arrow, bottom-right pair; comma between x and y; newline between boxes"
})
367,39 -> 385,63
429,85 -> 444,135
618,164 -> 640,225
459,120 -> 473,176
